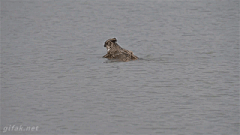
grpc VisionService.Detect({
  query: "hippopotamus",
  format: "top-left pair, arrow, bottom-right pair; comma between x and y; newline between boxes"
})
103,38 -> 138,62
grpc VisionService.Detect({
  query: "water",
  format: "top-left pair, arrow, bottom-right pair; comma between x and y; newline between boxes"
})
1,0 -> 239,134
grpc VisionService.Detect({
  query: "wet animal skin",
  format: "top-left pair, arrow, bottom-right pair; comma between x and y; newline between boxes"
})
103,38 -> 138,62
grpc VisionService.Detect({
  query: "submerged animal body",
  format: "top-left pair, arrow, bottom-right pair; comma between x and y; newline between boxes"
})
103,38 -> 138,62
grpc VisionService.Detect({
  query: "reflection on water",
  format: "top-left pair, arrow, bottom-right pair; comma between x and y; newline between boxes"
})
1,0 -> 239,134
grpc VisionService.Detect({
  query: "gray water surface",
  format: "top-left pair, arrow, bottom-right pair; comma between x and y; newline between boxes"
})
1,0 -> 239,134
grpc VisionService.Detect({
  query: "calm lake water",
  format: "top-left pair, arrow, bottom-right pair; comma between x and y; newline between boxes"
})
1,0 -> 239,134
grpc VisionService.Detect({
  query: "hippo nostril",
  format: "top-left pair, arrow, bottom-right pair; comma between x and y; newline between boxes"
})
104,44 -> 106,47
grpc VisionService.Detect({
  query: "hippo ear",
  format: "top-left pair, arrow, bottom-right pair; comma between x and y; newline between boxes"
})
111,38 -> 117,43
